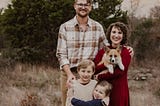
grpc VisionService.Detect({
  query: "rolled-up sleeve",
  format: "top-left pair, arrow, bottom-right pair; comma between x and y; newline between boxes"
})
56,24 -> 69,69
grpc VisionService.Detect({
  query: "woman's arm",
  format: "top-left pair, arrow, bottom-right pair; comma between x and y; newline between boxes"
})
94,49 -> 108,74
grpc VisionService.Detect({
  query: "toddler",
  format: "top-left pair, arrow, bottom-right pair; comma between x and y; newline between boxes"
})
71,80 -> 112,106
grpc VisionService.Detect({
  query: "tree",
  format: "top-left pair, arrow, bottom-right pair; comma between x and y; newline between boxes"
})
0,0 -> 127,66
130,18 -> 157,65
1,0 -> 74,65
150,5 -> 160,20
91,0 -> 128,30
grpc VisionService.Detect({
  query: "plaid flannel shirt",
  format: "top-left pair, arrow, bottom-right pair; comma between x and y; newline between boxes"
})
56,16 -> 109,69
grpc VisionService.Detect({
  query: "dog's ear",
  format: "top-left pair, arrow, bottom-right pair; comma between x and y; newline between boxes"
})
104,46 -> 110,53
116,45 -> 122,53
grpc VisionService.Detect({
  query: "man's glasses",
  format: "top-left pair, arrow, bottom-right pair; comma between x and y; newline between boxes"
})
76,3 -> 90,8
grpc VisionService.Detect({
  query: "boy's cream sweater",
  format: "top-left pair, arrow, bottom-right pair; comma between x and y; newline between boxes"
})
66,79 -> 97,106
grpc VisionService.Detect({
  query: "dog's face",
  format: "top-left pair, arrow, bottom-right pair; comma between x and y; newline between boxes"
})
99,46 -> 124,73
105,47 -> 121,64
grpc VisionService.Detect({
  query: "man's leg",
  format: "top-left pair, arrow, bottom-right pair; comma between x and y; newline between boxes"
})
60,70 -> 67,106
60,67 -> 78,106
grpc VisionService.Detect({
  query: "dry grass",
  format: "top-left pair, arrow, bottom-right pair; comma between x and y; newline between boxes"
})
0,63 -> 160,106
0,63 -> 61,106
128,66 -> 160,106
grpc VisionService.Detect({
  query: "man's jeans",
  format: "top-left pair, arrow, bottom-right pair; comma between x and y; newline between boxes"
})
60,67 -> 78,106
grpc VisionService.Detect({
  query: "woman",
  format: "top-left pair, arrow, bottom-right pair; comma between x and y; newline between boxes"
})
94,22 -> 131,106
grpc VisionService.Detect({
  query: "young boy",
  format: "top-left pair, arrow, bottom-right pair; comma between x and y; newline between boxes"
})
66,59 -> 97,106
71,80 -> 112,106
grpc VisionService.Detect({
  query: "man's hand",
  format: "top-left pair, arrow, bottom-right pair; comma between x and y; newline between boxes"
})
66,73 -> 76,88
62,64 -> 76,88
126,46 -> 134,57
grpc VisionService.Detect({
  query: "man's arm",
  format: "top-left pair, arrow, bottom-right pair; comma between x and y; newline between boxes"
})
56,24 -> 75,87
126,46 -> 134,57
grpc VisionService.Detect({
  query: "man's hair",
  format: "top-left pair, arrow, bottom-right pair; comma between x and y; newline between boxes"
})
77,59 -> 95,72
74,0 -> 92,4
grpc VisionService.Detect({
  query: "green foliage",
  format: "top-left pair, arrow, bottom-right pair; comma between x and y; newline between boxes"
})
0,0 -> 127,66
91,0 -> 128,30
0,0 -> 74,65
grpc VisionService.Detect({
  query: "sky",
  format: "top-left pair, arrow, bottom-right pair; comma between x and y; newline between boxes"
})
0,0 -> 11,8
121,0 -> 160,17
0,0 -> 160,17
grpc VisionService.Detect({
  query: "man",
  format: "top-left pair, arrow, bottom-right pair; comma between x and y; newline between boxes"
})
56,0 -> 109,106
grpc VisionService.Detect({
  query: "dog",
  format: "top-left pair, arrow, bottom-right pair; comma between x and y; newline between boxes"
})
97,46 -> 124,74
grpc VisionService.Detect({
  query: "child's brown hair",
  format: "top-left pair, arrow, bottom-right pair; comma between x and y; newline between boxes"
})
95,80 -> 112,96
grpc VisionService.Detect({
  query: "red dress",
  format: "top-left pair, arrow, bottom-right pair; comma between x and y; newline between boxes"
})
94,46 -> 131,106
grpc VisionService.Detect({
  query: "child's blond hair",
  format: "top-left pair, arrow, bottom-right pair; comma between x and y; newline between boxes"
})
77,59 -> 95,73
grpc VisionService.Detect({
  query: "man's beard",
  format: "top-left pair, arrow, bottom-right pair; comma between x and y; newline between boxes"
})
77,13 -> 88,18
77,10 -> 88,18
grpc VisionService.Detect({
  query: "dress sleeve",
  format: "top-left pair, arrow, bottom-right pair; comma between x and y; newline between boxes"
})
98,47 -> 131,81
71,98 -> 102,106
94,49 -> 108,74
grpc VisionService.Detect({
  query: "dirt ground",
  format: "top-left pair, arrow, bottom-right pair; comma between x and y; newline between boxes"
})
128,66 -> 160,106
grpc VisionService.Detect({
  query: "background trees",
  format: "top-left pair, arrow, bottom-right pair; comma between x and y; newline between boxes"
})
91,0 -> 128,28
0,0 -> 127,66
0,0 -> 159,67
128,4 -> 160,66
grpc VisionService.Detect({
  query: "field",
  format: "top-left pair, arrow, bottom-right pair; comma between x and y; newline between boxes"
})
0,63 -> 160,106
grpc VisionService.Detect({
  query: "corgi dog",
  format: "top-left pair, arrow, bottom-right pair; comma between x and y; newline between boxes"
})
98,46 -> 124,74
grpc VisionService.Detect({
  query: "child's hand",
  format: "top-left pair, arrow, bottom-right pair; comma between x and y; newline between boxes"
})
93,75 -> 98,80
94,69 -> 109,80
102,97 -> 110,106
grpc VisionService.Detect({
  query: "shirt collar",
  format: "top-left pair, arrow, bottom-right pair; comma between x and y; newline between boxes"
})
73,16 -> 92,27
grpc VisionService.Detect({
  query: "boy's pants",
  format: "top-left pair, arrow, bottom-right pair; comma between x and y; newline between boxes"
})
60,67 -> 78,106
